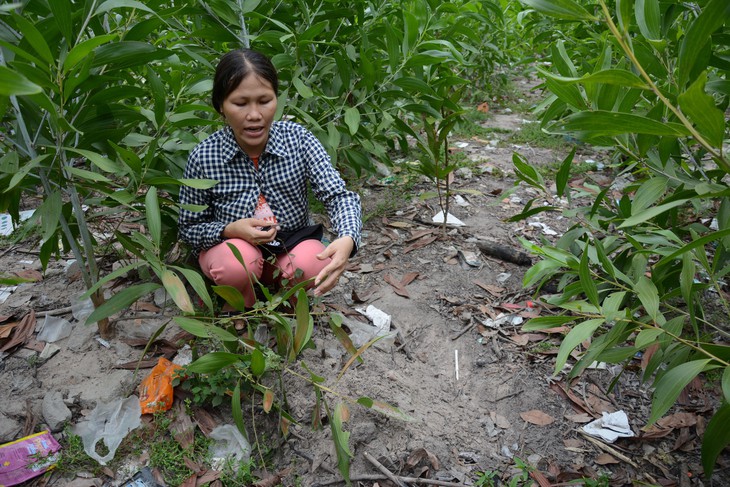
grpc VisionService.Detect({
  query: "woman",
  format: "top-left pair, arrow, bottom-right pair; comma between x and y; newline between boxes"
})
178,49 -> 362,308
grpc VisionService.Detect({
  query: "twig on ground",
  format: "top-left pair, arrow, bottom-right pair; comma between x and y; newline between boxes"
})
393,323 -> 413,360
364,451 -> 409,487
579,431 -> 639,468
291,449 -> 338,476
450,321 -> 474,341
485,389 -> 524,403
35,306 -> 73,317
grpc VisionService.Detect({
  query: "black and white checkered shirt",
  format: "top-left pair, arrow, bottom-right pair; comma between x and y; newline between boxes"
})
178,121 -> 362,253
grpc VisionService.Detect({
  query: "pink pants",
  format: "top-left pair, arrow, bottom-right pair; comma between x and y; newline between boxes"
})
198,238 -> 330,308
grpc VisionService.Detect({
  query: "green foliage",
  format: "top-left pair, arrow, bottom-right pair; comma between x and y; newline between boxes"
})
514,0 -> 730,479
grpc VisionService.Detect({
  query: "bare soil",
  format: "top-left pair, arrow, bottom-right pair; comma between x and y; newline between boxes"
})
1,78 -> 728,487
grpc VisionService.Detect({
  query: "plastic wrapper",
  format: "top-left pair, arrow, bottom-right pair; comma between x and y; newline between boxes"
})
73,396 -> 141,465
0,431 -> 61,486
138,357 -> 182,414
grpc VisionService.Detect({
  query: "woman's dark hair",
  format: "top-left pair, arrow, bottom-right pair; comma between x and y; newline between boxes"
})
211,49 -> 279,113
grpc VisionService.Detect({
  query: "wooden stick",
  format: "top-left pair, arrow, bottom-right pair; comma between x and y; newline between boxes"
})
579,431 -> 639,468
364,451 -> 409,487
450,321 -> 474,341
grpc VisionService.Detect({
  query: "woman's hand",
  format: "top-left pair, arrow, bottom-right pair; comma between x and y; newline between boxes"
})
313,236 -> 354,296
222,218 -> 278,246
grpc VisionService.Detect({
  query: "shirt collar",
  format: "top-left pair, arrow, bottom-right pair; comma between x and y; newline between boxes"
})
221,122 -> 289,163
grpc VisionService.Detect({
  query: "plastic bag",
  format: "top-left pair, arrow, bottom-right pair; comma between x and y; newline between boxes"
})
208,424 -> 250,471
73,396 -> 141,465
138,357 -> 182,414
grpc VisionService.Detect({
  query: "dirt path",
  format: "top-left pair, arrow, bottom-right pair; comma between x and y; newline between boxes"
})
1,78 -> 727,486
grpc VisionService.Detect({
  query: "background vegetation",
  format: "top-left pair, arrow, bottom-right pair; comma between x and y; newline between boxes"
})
1,0 -> 728,483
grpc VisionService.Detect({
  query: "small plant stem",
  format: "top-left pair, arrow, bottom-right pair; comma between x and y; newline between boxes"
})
597,0 -> 728,170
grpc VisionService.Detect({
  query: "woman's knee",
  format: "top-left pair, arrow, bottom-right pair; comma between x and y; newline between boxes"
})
199,239 -> 263,288
277,239 -> 329,282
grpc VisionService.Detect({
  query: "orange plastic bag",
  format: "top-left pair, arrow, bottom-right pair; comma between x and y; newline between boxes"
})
138,357 -> 182,414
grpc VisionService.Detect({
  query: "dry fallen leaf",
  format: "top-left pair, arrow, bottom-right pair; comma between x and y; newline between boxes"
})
594,453 -> 619,465
477,101 -> 489,113
15,269 -> 43,282
565,412 -> 594,424
520,409 -> 555,426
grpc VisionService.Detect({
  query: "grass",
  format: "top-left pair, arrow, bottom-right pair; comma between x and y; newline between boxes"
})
509,120 -> 566,150
52,410 -> 261,486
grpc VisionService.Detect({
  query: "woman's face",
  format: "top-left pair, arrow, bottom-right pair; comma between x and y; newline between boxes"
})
220,73 -> 278,157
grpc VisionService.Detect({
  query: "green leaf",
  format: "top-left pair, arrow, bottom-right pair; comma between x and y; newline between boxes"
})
519,0 -> 597,21
344,107 -> 360,136
95,0 -> 155,15
512,152 -> 544,189
632,177 -> 667,213
551,111 -> 690,138
579,242 -> 599,307
392,77 -> 435,95
702,403 -> 730,478
213,285 -> 248,312
635,328 -> 664,349
160,269 -> 194,313
49,0 -> 74,47
65,148 -> 124,174
292,77 -> 313,99
251,348 -> 265,377
145,187 -> 161,247
231,381 -> 248,442
634,276 -> 660,322
540,68 -> 650,89
722,367 -> 730,404
522,315 -> 576,331
648,359 -> 711,424
555,147 -> 575,198
64,167 -> 112,183
635,0 -> 661,41
680,253 -> 695,307
677,71 -> 725,148
38,190 -> 62,244
618,199 -> 690,228
92,41 -> 170,70
178,178 -> 219,189
554,318 -> 605,375
86,283 -> 160,325
187,352 -> 242,374
0,66 -> 42,96
330,402 -> 353,484
293,289 -> 313,355
678,0 -> 730,88
172,266 -> 213,314
11,12 -> 54,66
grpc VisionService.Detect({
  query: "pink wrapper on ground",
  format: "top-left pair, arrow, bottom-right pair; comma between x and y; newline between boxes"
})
0,431 -> 61,486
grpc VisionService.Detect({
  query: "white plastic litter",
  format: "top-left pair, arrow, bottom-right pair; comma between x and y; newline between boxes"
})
37,315 -> 74,343
73,396 -> 142,464
529,221 -> 558,236
208,424 -> 250,471
0,286 -> 17,305
453,195 -> 470,207
582,411 -> 635,443
349,305 -> 396,350
432,210 -> 466,227
71,296 -> 95,323
0,210 -> 35,237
